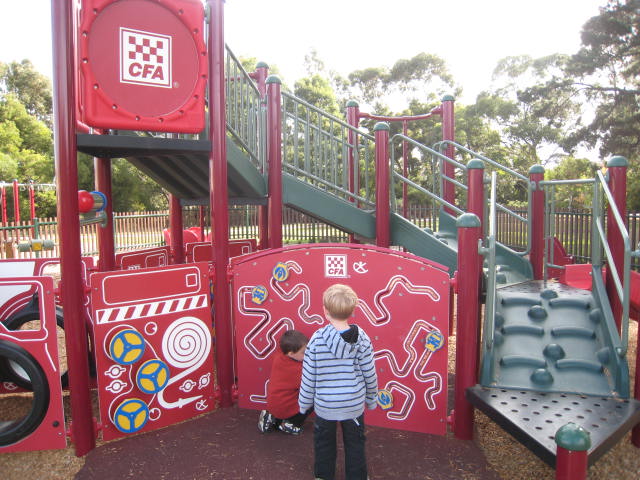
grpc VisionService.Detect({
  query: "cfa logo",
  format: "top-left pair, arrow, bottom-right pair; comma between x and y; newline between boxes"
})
324,255 -> 348,278
120,27 -> 172,88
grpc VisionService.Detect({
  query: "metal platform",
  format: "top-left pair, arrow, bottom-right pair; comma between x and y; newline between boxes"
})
467,385 -> 640,468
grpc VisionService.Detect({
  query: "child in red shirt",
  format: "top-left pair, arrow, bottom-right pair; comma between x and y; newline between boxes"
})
258,330 -> 311,434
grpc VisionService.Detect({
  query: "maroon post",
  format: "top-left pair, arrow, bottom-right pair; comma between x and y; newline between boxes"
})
466,160 -> 485,234
254,62 -> 269,250
605,156 -> 628,331
208,0 -> 233,408
441,95 -> 456,214
266,75 -> 283,249
346,100 -> 360,244
12,179 -> 20,223
453,213 -> 482,439
94,156 -> 115,271
529,165 -> 545,280
374,122 -> 390,248
51,0 -> 95,456
555,423 -> 590,480
169,194 -> 184,264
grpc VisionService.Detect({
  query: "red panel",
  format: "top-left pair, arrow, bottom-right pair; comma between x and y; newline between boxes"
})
115,246 -> 171,270
0,277 -> 67,452
90,262 -> 214,441
79,0 -> 206,132
186,239 -> 257,263
230,244 -> 450,435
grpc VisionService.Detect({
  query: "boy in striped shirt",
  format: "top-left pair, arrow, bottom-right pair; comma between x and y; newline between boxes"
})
299,284 -> 378,480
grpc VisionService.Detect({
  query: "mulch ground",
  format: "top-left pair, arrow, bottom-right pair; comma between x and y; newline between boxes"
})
75,405 -> 502,480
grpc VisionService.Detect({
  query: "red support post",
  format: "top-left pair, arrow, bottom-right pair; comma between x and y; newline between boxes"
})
1,185 -> 6,226
169,194 -> 184,264
441,95 -> 455,215
605,156 -> 628,332
374,122 -> 390,248
255,62 -> 269,250
94,156 -> 115,271
51,0 -> 95,456
466,160 -> 485,234
266,75 -> 283,249
453,213 -> 482,439
529,165 -> 545,280
208,0 -> 233,408
346,100 -> 360,244
555,423 -> 590,480
12,179 -> 20,224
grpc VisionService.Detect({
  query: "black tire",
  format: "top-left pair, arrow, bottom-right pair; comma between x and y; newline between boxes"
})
1,306 -> 68,389
0,339 -> 50,446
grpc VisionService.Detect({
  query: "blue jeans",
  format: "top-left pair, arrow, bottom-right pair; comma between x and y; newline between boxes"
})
313,414 -> 367,480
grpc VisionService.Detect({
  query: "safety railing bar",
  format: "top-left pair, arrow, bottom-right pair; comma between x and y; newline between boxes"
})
282,91 -> 365,133
391,172 -> 464,215
283,163 -> 374,207
391,134 -> 468,171
496,203 -> 527,223
226,126 -> 260,164
540,178 -> 596,187
597,171 -> 631,250
482,172 -> 499,357
224,44 -> 261,96
434,140 -> 529,182
283,111 -> 372,148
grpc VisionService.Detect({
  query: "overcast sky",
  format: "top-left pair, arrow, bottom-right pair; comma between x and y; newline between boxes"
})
1,0 -> 605,104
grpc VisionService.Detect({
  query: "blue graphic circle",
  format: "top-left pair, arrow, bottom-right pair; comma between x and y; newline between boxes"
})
136,359 -> 170,394
112,398 -> 150,433
109,329 -> 146,365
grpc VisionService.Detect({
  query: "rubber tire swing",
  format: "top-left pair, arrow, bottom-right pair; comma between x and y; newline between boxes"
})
1,306 -> 68,389
0,340 -> 50,446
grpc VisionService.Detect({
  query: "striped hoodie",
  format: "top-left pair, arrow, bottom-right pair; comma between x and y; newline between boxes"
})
298,323 -> 378,421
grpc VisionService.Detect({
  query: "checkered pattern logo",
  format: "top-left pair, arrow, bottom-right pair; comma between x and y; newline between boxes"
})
324,255 -> 348,278
120,27 -> 172,88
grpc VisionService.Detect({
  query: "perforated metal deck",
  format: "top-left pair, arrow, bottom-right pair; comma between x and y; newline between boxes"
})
467,386 -> 640,467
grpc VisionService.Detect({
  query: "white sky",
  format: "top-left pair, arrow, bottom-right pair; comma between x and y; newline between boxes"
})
1,0 -> 604,104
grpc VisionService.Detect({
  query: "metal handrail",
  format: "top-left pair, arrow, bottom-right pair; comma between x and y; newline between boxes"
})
280,92 -> 376,208
224,44 -> 265,172
481,172 -> 499,356
593,170 -> 631,353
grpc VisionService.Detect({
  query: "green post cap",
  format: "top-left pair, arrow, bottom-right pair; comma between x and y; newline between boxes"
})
555,423 -> 591,451
607,156 -> 628,168
256,61 -> 269,69
346,100 -> 359,108
442,95 -> 455,102
467,159 -> 484,170
456,213 -> 481,228
266,75 -> 281,84
373,122 -> 390,131
529,165 -> 545,175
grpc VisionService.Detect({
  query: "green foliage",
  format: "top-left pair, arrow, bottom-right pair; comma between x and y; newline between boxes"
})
0,60 -> 52,128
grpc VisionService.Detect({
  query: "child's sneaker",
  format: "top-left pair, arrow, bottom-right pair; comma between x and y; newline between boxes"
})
258,410 -> 275,433
278,421 -> 302,435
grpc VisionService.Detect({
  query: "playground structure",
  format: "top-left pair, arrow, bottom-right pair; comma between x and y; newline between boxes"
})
1,1 -> 640,479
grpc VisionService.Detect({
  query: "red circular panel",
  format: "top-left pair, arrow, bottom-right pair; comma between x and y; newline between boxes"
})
86,0 -> 200,117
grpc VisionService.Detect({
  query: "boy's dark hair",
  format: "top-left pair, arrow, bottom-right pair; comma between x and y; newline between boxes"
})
280,330 -> 308,354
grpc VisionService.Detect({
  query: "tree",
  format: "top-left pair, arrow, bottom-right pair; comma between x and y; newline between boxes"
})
0,60 -> 53,128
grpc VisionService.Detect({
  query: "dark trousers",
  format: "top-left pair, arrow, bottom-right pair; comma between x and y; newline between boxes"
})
313,414 -> 367,480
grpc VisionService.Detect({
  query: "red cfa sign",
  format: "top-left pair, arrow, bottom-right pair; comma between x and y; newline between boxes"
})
79,0 -> 207,132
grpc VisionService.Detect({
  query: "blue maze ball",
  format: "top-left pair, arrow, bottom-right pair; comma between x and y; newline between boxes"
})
136,359 -> 170,394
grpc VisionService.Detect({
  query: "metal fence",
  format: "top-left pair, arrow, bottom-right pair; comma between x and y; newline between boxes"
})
3,206 -> 639,266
